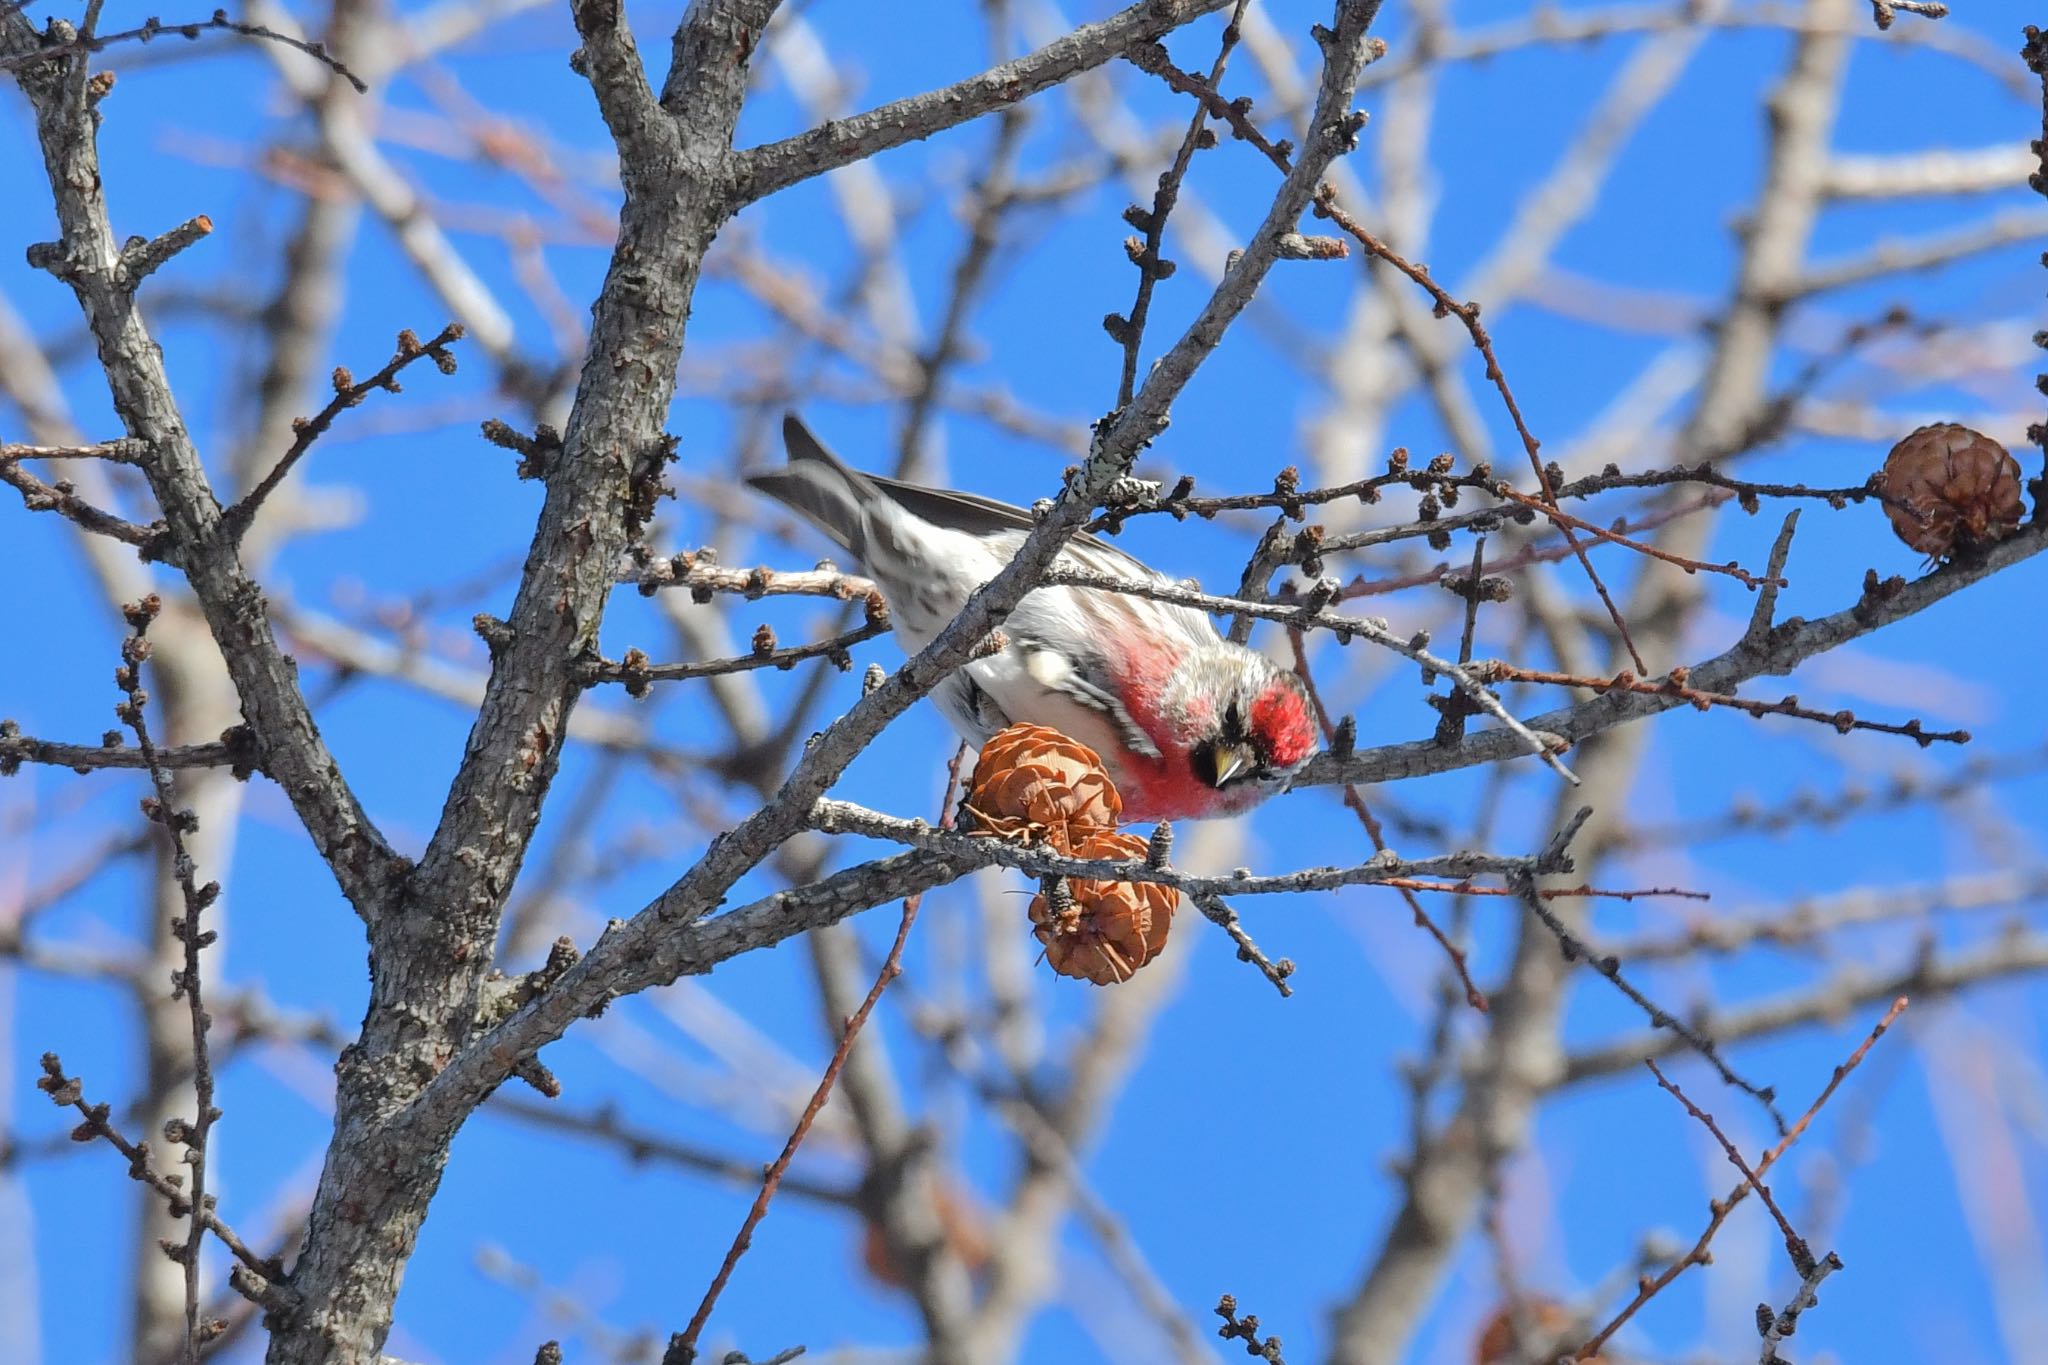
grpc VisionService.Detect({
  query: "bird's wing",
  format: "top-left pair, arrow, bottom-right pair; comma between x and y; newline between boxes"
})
864,473 -> 1154,569
771,412 -> 1175,582
1014,638 -> 1162,759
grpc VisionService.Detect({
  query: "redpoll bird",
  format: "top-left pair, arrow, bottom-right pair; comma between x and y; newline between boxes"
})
747,416 -> 1317,821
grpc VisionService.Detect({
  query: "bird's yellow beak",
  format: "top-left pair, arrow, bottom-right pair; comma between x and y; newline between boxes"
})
1211,743 -> 1256,787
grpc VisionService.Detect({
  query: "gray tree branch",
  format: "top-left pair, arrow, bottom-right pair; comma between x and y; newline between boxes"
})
729,0 -> 1237,205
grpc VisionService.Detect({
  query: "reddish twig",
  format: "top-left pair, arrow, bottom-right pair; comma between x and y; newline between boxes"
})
1573,997 -> 1909,1359
1488,484 -> 1784,590
1313,186 -> 1648,670
1116,53 -> 1705,669
1374,878 -> 1707,902
1288,631 -> 1488,1010
1325,235 -> 1615,610
1647,1059 -> 1810,1269
1337,493 -> 1727,599
1474,661 -> 1969,747
667,746 -> 971,1363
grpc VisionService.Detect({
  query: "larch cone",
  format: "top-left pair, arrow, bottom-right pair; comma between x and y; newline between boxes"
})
1876,423 -> 2025,560
1027,830 -> 1177,985
963,722 -> 1122,853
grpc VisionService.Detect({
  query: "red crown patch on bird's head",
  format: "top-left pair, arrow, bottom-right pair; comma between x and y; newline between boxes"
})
1251,677 -> 1316,770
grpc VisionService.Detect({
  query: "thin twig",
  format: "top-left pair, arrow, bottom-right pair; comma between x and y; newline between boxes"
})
1516,874 -> 1786,1131
1116,36 -> 1666,657
1378,878 -> 1707,901
1758,1249 -> 1845,1362
1088,448 -> 1876,537
221,323 -> 463,541
1487,483 -> 1784,590
1333,491 -> 1725,598
1214,1292 -> 1288,1363
1472,661 -> 1968,747
0,436 -> 147,463
0,8 -> 367,89
0,721 -> 253,777
1289,630 -> 1487,1009
585,604 -> 890,695
33,1053 -> 290,1301
1105,0 -> 1254,408
1300,522 -> 2048,790
667,747 -> 970,1363
0,459 -> 159,545
1646,1059 -> 1811,1271
1573,998 -> 1908,1359
1314,189 -> 1648,670
113,595 -> 224,1363
1189,892 -> 1295,996
623,549 -> 879,602
812,796 -> 1568,896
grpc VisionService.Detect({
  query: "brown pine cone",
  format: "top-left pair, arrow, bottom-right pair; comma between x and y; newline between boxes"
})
1875,423 -> 2025,560
1027,831 -> 1176,985
1475,1300 -> 1596,1364
964,723 -> 1122,853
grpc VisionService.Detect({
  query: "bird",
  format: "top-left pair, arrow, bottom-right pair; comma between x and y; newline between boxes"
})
746,415 -> 1317,821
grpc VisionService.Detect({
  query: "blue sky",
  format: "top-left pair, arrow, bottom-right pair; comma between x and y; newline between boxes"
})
3,0 -> 2046,1361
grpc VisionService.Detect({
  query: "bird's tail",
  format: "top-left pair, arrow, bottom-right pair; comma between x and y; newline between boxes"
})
744,414 -> 881,561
